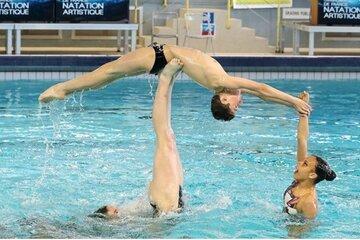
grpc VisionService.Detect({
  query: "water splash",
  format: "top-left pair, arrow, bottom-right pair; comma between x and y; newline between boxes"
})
79,90 -> 85,110
28,103 -> 54,204
147,77 -> 156,101
33,100 -> 68,194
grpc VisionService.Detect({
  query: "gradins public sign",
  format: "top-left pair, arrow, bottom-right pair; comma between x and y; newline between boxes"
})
0,0 -> 129,21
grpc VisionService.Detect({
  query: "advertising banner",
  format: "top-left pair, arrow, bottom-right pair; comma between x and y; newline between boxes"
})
201,12 -> 215,36
0,0 -> 54,21
315,0 -> 360,25
233,0 -> 292,9
55,0 -> 129,22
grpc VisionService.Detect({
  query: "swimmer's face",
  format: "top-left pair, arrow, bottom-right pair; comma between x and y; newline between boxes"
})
219,89 -> 243,114
92,205 -> 119,219
294,156 -> 317,182
105,205 -> 119,218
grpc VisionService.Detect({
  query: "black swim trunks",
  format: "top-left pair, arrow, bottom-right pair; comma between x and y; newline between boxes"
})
149,42 -> 168,75
150,185 -> 184,215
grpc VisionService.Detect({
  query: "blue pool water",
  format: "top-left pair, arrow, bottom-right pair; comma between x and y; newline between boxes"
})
0,77 -> 359,238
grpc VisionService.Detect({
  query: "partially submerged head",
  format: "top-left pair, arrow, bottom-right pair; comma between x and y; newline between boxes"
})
89,205 -> 119,219
211,89 -> 242,121
294,155 -> 336,185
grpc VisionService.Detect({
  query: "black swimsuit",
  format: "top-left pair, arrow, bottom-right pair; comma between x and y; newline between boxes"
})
149,42 -> 168,75
150,186 -> 184,215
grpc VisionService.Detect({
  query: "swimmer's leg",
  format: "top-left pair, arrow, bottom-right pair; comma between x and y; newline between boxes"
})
149,59 -> 184,213
39,47 -> 155,103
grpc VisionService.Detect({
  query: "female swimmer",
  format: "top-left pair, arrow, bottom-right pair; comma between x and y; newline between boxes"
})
283,91 -> 336,219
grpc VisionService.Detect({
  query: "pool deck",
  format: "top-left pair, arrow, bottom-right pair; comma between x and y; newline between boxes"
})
0,54 -> 360,73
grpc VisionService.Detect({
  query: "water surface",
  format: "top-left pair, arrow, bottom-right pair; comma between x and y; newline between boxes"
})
0,78 -> 359,238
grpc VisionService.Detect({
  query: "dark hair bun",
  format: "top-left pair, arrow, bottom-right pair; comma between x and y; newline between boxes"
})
326,170 -> 336,181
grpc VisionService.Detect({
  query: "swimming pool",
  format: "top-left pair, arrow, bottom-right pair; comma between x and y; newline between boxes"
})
1,78 -> 359,238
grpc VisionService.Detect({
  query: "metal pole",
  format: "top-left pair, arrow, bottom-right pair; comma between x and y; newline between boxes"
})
226,0 -> 232,29
15,29 -> 21,55
117,30 -> 122,52
131,29 -> 136,51
309,31 -> 314,56
6,28 -> 12,55
134,0 -> 138,23
185,0 -> 189,10
124,30 -> 129,54
275,0 -> 282,53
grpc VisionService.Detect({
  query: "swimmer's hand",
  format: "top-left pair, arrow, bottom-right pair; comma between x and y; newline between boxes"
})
38,83 -> 67,103
160,58 -> 183,79
296,91 -> 310,116
299,91 -> 309,103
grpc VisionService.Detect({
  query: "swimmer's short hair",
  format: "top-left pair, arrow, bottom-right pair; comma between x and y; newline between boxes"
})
211,94 -> 235,121
94,206 -> 108,214
87,206 -> 108,218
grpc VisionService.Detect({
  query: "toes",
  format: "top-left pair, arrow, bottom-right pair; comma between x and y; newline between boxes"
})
171,58 -> 182,66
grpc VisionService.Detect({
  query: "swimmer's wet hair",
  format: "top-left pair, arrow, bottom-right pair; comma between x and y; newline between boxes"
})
314,155 -> 336,184
211,94 -> 235,121
94,206 -> 108,214
88,206 -> 108,218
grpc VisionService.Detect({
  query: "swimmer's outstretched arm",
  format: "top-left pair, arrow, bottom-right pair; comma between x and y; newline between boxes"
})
38,48 -> 154,103
295,92 -> 317,219
297,91 -> 309,162
241,89 -> 292,107
219,76 -> 311,115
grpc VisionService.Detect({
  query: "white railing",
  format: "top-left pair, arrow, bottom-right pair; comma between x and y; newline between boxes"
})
1,23 -> 138,55
0,24 -> 13,55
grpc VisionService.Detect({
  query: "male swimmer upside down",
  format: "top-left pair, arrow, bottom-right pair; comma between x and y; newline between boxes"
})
39,44 -> 311,120
283,91 -> 336,219
90,59 -> 185,218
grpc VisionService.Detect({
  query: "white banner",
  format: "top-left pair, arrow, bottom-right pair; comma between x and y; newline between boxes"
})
233,0 -> 292,9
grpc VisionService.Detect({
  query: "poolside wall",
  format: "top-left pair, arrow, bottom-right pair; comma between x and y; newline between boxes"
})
1,71 -> 359,82
1,55 -> 359,81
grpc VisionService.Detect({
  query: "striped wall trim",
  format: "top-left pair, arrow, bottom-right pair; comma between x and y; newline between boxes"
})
0,55 -> 360,72
0,71 -> 359,81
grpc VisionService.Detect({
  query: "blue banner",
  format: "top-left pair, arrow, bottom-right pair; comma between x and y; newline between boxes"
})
55,0 -> 129,22
0,0 -> 54,21
318,0 -> 360,25
0,0 -> 129,22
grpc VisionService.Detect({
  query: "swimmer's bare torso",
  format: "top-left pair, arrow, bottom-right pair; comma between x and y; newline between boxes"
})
163,45 -> 227,90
